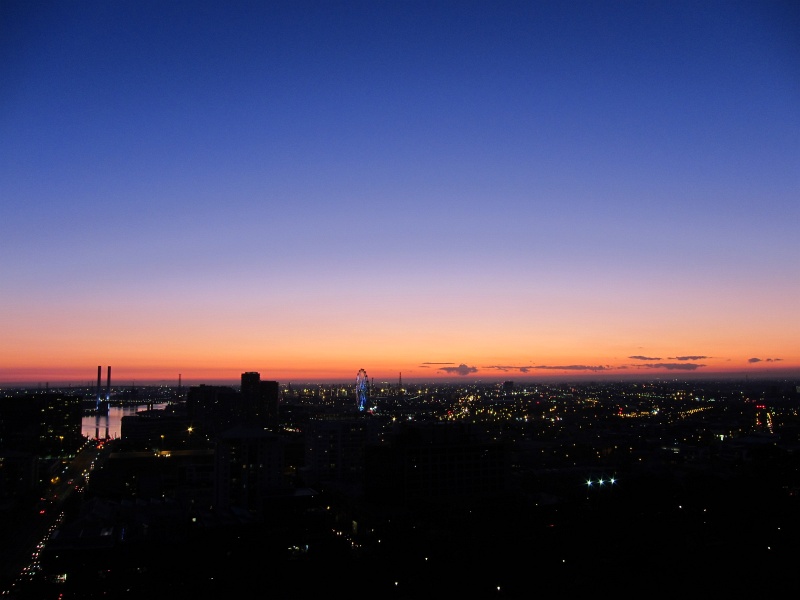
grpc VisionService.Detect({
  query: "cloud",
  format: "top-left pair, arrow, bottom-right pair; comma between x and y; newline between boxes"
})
750,357 -> 783,363
438,364 -> 478,376
670,356 -> 708,361
766,358 -> 783,362
637,363 -> 705,371
481,364 -> 613,373
748,358 -> 762,363
483,365 -> 536,373
629,355 -> 661,361
533,365 -> 610,372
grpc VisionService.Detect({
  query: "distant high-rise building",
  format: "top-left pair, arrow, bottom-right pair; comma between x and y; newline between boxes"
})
241,372 -> 279,430
241,371 -> 261,399
186,384 -> 237,435
187,374 -> 279,436
214,425 -> 289,515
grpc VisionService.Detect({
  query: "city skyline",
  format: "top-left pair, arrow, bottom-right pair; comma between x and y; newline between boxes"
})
2,1 -> 798,386
1,362 -> 798,390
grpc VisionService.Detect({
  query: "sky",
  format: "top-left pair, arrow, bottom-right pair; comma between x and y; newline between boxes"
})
1,0 -> 798,386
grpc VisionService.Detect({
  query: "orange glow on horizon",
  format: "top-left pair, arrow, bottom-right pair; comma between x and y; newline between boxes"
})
1,360 -> 797,387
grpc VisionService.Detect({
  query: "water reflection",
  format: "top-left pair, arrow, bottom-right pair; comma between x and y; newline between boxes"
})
82,403 -> 167,440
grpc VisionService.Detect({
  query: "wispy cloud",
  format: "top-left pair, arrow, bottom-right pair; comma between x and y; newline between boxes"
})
637,363 -> 705,371
749,357 -> 783,363
532,365 -> 610,372
629,355 -> 661,361
483,365 -> 537,373
670,355 -> 708,361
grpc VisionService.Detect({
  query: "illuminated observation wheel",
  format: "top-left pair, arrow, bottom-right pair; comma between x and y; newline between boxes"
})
356,369 -> 368,411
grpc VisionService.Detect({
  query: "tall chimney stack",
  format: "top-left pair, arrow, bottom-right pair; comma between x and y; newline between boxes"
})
106,366 -> 111,402
96,366 -> 102,405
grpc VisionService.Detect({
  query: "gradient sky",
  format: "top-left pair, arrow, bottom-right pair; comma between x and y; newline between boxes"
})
2,0 -> 798,386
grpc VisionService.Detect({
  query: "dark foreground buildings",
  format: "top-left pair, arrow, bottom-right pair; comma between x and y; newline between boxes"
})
2,377 -> 800,597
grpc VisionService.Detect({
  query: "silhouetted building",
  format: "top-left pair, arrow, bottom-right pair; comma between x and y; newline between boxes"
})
302,418 -> 378,491
88,448 -> 215,505
240,371 -> 261,400
0,393 -> 82,456
0,393 -> 82,507
120,409 -> 192,450
0,450 -> 37,507
214,425 -> 290,516
241,372 -> 280,430
185,375 -> 280,440
186,384 -> 237,436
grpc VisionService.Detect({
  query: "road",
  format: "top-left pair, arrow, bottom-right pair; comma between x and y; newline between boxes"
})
0,439 -> 113,596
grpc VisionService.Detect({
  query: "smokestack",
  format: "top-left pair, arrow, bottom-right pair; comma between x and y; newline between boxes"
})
106,366 -> 111,402
96,366 -> 102,404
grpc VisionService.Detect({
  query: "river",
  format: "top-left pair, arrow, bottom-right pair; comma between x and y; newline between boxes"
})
81,403 -> 168,439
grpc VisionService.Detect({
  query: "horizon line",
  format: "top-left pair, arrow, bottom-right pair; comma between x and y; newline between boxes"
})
2,372 -> 799,389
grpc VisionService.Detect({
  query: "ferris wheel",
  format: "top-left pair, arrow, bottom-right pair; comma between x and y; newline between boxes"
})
356,368 -> 368,411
